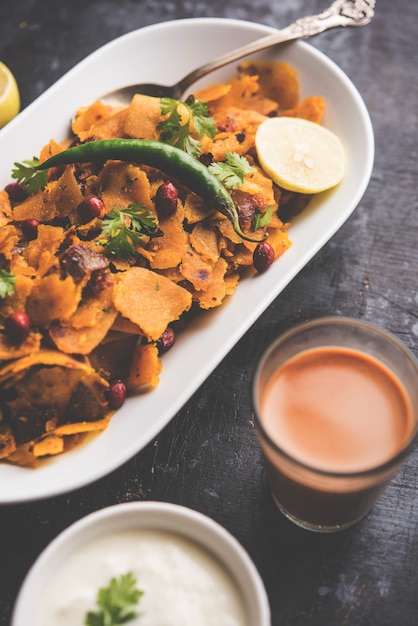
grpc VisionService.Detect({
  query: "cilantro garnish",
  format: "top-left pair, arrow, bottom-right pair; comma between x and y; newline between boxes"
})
158,95 -> 217,157
11,157 -> 48,194
0,269 -> 16,299
99,203 -> 160,260
252,205 -> 275,231
84,572 -> 144,626
208,152 -> 256,189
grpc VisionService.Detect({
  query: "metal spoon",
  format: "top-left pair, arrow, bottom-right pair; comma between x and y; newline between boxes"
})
103,0 -> 375,104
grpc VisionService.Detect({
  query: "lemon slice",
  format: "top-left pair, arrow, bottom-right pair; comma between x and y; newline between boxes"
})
255,116 -> 346,194
0,61 -> 20,129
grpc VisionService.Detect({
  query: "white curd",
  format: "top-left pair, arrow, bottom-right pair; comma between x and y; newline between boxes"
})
38,528 -> 248,626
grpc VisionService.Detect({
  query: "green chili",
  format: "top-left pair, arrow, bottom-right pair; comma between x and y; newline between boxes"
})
36,138 -> 267,243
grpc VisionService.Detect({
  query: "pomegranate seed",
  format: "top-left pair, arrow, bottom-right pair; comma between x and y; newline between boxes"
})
88,270 -> 113,296
20,218 -> 40,240
4,182 -> 28,204
77,196 -> 105,223
253,241 -> 275,273
4,311 -> 31,343
155,181 -> 178,217
107,379 -> 126,410
158,326 -> 176,353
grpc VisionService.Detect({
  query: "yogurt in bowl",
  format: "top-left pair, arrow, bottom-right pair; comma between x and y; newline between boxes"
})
12,501 -> 270,626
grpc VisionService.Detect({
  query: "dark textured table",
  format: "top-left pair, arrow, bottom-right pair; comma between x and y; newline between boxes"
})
1,1 -> 417,624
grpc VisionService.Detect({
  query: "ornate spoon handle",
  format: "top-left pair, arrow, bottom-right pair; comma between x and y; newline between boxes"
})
176,0 -> 376,96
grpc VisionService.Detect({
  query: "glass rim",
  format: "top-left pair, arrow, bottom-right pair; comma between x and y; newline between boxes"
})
252,316 -> 418,480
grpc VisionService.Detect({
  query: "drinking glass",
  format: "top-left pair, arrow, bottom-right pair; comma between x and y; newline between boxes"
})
253,317 -> 418,532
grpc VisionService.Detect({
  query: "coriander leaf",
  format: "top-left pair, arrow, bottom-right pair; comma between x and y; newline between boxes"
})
182,134 -> 202,158
158,95 -> 216,157
186,96 -> 217,139
125,205 -> 160,238
158,98 -> 183,140
85,572 -> 144,626
11,158 -> 48,194
0,269 -> 16,298
252,205 -> 275,231
208,152 -> 256,189
98,204 -> 160,260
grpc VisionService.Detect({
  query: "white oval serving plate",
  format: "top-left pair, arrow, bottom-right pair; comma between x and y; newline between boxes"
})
0,17 -> 374,503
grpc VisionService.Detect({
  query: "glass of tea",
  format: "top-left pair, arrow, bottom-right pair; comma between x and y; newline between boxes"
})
253,317 -> 418,532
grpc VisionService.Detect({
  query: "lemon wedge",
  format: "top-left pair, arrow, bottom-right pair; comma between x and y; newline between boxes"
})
0,61 -> 20,129
255,116 -> 346,194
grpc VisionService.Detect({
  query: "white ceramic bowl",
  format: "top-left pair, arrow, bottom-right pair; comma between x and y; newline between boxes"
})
0,18 -> 374,503
11,501 -> 270,626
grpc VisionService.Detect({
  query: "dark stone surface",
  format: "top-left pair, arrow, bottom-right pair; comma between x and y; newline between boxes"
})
1,1 -> 418,624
